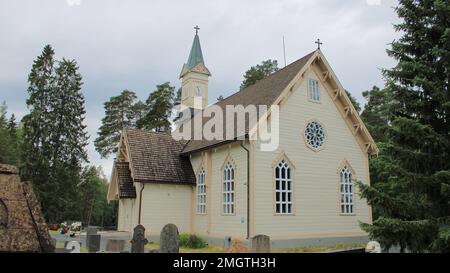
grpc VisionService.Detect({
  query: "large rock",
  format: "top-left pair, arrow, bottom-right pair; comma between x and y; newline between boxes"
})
0,164 -> 54,252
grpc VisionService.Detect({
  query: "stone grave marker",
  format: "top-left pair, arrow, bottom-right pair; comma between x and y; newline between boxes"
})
106,239 -> 125,252
131,224 -> 148,253
85,226 -> 98,248
160,223 -> 179,253
88,234 -> 101,253
251,234 -> 270,253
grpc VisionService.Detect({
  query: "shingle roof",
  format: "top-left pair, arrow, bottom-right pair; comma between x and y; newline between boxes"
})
124,128 -> 196,185
181,51 -> 316,154
115,162 -> 136,199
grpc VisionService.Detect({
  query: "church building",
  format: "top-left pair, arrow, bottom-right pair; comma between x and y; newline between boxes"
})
107,28 -> 378,248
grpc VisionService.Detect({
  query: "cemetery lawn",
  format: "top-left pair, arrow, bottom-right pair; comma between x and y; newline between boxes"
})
49,230 -> 59,235
273,243 -> 366,253
55,241 -> 88,253
145,243 -> 225,253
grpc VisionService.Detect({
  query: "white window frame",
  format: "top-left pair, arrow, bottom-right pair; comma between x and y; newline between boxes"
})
196,168 -> 206,214
340,166 -> 354,214
275,159 -> 293,214
222,162 -> 235,215
309,79 -> 320,102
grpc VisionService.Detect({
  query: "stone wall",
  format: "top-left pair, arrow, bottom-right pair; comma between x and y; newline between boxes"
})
0,164 -> 54,252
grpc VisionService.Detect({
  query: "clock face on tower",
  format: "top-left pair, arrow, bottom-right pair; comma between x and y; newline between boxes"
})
195,85 -> 203,97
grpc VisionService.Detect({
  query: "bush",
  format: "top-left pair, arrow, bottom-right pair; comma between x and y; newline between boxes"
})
179,233 -> 208,249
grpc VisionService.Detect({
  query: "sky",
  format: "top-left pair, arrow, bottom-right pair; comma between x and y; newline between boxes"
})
0,0 -> 400,177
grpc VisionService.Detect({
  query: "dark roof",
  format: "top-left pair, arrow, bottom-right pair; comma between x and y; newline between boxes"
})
181,51 -> 316,154
125,128 -> 196,185
115,162 -> 136,199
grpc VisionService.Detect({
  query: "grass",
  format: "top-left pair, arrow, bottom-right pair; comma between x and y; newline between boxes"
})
144,242 -> 224,253
49,230 -> 60,235
55,241 -> 88,253
274,243 -> 366,253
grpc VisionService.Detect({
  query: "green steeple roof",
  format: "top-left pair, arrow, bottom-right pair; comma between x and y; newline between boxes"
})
187,33 -> 205,69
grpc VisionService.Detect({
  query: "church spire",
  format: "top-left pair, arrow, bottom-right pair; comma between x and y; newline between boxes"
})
187,26 -> 205,69
179,26 -> 211,110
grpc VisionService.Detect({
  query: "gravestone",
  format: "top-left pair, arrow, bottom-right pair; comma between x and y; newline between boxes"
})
251,234 -> 270,253
160,223 -> 179,253
85,226 -> 98,248
130,224 -> 148,253
88,234 -> 101,253
106,239 -> 125,252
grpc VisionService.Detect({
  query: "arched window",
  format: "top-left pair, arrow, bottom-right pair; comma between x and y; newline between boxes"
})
196,168 -> 206,214
275,160 -> 293,214
340,166 -> 354,214
222,162 -> 235,215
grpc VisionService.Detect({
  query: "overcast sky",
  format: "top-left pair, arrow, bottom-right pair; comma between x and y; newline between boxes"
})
0,0 -> 400,177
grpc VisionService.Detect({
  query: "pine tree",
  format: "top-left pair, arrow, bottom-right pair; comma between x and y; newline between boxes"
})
357,0 -> 450,253
94,90 -> 140,158
240,59 -> 279,89
137,82 -> 175,132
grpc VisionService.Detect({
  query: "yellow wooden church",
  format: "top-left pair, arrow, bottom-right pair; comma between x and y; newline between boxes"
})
107,29 -> 378,248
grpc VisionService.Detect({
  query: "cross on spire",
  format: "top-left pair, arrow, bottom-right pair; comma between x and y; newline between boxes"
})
194,25 -> 200,35
315,38 -> 323,50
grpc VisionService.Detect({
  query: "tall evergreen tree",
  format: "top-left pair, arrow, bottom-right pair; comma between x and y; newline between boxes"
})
22,45 -> 89,222
240,59 -> 279,89
94,90 -> 140,158
49,58 -> 89,221
137,82 -> 175,132
0,102 -> 20,165
357,0 -> 450,252
21,45 -> 55,209
360,86 -> 391,142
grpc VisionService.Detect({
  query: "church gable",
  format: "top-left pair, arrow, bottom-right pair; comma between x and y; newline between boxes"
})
265,50 -> 378,156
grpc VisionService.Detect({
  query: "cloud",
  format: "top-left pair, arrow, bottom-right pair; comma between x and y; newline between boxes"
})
0,0 -> 400,176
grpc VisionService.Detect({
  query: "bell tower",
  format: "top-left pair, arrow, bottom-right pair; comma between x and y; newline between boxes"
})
179,26 -> 211,110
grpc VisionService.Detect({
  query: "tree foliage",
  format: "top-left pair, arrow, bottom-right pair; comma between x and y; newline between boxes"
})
358,0 -> 450,253
78,166 -> 117,228
137,82 -> 175,132
21,45 -> 89,223
0,102 -> 21,165
240,59 -> 279,89
94,90 -> 142,158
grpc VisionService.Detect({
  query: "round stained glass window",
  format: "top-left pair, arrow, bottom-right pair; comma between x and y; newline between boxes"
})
305,121 -> 325,149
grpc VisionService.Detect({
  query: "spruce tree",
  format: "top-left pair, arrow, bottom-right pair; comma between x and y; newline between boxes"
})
94,90 -> 140,158
22,45 -> 89,222
0,102 -> 20,165
21,45 -> 55,210
49,58 -> 89,221
360,86 -> 390,143
357,0 -> 450,252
